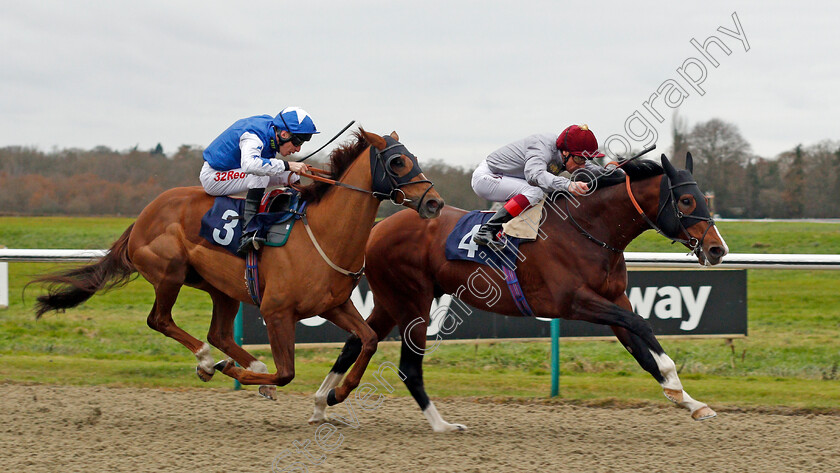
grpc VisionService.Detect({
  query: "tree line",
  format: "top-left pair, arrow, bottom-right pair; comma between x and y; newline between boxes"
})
0,143 -> 485,219
669,116 -> 840,218
1,118 -> 838,218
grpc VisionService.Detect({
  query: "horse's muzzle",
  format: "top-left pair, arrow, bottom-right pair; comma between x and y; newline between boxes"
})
704,244 -> 727,265
419,197 -> 444,219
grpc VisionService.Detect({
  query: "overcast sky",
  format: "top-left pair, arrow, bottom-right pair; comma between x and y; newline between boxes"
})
2,1 -> 838,168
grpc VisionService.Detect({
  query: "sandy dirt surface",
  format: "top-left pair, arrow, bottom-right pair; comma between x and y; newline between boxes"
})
1,383 -> 838,473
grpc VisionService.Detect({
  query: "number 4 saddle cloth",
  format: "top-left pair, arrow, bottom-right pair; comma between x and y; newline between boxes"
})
198,188 -> 305,258
444,198 -> 545,269
444,208 -> 541,317
444,211 -> 526,271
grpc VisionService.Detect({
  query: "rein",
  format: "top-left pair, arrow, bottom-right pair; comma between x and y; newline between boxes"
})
290,137 -> 433,279
297,142 -> 435,206
563,197 -> 622,253
559,145 -> 658,253
297,166 -> 387,199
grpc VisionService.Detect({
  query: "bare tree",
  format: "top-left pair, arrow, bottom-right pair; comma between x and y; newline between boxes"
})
685,118 -> 752,216
670,110 -> 690,167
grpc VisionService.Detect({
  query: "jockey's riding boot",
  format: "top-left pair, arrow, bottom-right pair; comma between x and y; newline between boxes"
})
236,187 -> 265,256
473,207 -> 514,250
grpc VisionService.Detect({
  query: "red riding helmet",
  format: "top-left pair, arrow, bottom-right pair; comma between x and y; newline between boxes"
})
556,124 -> 605,158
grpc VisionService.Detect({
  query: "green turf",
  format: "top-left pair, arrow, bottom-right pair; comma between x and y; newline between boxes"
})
1,217 -> 839,411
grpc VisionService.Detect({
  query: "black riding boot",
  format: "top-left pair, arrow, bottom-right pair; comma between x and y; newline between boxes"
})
236,187 -> 265,256
473,207 -> 514,250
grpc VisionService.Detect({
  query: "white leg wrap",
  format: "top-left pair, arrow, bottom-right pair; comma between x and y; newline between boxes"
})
423,401 -> 467,433
677,390 -> 709,415
650,349 -> 710,415
649,350 -> 683,391
248,360 -> 269,374
309,372 -> 343,424
195,343 -> 215,373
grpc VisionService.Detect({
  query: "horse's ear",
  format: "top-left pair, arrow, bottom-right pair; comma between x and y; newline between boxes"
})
389,131 -> 399,141
685,152 -> 694,174
360,129 -> 387,150
661,154 -> 678,180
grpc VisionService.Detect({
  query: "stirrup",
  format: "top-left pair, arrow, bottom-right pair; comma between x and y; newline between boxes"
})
474,228 -> 506,250
237,233 -> 259,255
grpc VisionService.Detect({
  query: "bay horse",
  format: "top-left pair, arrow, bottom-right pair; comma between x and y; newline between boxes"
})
311,153 -> 728,431
31,129 -> 444,405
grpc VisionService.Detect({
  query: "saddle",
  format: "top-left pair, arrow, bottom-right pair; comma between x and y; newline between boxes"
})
248,188 -> 306,247
502,198 -> 545,240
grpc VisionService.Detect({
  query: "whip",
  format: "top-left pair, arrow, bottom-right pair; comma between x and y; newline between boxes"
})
295,120 -> 356,162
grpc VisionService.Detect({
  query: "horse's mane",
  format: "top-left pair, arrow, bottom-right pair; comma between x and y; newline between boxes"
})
574,158 -> 665,189
621,158 -> 664,181
297,130 -> 370,203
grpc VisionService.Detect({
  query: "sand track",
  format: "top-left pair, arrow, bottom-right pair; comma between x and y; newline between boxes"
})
1,383 -> 838,472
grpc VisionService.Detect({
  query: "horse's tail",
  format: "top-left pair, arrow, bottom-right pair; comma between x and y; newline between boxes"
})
30,223 -> 137,318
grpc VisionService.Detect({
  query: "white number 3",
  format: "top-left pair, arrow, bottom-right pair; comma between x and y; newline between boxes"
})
213,209 -> 240,246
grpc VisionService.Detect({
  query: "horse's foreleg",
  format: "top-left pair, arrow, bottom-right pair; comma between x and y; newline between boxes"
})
310,306 -> 395,425
206,292 -> 275,399
318,300 -> 378,406
309,336 -> 359,424
399,319 -> 466,433
611,296 -> 716,421
215,312 -> 296,387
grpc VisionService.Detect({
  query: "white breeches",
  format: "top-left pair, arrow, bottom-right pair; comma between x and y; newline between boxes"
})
199,162 -> 298,196
471,161 -> 544,205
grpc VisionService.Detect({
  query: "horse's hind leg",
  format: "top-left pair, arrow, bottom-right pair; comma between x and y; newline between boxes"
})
205,290 -> 276,399
310,304 -> 396,424
611,296 -> 716,421
146,281 -> 217,381
399,315 -> 466,433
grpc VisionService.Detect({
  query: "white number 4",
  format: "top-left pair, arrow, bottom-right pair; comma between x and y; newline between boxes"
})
458,224 -> 482,258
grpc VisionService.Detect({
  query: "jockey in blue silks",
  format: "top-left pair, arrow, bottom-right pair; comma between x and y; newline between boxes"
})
200,107 -> 319,254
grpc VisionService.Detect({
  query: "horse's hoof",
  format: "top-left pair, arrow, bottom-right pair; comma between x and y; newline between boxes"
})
196,365 -> 215,382
691,406 -> 717,421
308,415 -> 328,425
433,422 -> 468,433
258,385 -> 277,401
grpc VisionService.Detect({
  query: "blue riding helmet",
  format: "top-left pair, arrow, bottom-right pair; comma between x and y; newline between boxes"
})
273,107 -> 319,135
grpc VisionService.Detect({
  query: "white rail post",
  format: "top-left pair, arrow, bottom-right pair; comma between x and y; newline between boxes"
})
0,245 -> 7,309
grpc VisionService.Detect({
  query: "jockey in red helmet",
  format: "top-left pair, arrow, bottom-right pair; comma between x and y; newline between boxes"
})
470,124 -> 608,250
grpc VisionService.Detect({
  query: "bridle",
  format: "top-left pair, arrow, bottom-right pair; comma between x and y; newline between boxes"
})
293,134 -> 435,279
369,136 -> 436,208
626,173 -> 717,258
297,136 -> 435,208
561,162 -> 717,259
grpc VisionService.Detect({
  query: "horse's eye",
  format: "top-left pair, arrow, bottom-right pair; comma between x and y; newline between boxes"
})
681,197 -> 692,206
390,158 -> 405,170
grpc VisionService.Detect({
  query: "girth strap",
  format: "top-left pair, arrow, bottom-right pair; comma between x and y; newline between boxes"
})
502,266 -> 535,317
245,250 -> 262,305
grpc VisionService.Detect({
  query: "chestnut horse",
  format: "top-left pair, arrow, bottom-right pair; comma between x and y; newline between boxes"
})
31,129 -> 444,405
311,154 -> 728,431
